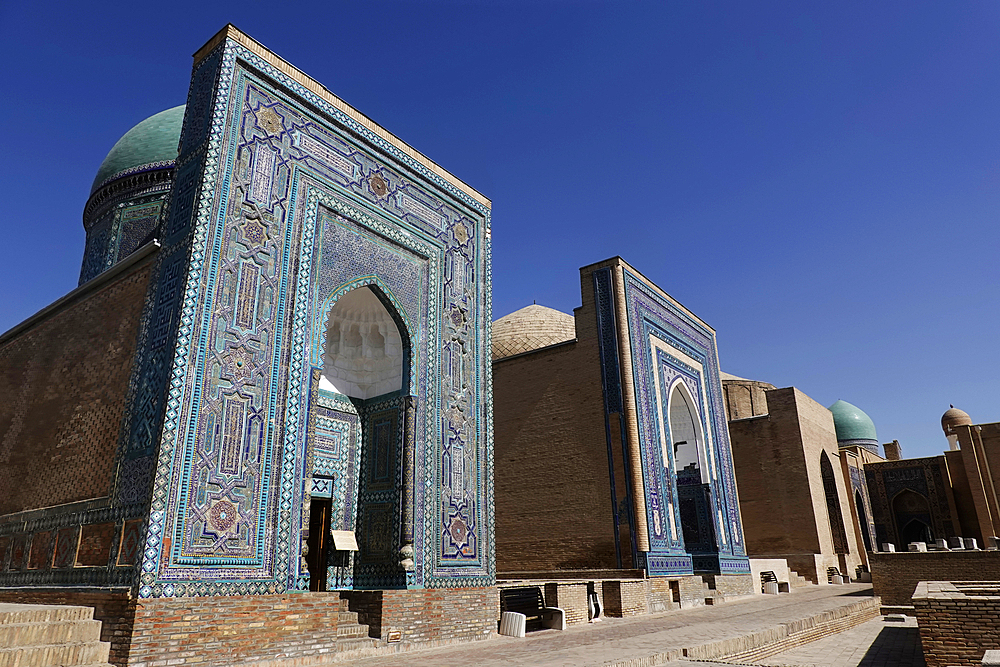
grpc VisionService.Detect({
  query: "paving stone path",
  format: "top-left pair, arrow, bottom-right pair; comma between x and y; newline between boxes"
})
342,584 -> 921,667
751,614 -> 925,667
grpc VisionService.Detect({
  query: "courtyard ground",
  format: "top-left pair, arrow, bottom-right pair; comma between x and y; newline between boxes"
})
343,584 -> 924,667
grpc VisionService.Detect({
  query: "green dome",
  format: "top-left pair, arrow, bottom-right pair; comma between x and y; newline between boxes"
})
828,399 -> 878,445
91,105 -> 184,194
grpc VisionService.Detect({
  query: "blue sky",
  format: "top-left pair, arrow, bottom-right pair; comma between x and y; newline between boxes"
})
1,1 -> 997,459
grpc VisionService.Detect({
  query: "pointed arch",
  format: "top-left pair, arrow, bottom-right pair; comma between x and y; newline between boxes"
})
315,278 -> 415,399
667,379 -> 708,484
820,451 -> 849,554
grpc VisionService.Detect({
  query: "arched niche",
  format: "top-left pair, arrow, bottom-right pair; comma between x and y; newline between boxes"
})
318,286 -> 406,400
668,381 -> 707,485
820,452 -> 849,554
855,490 -> 873,552
892,489 -> 933,545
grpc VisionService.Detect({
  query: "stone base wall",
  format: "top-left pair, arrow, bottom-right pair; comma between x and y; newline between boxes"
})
127,593 -> 348,667
601,580 -> 649,617
343,587 -> 496,647
870,550 -> 1000,606
543,582 -> 589,625
913,581 -> 1000,667
705,573 -> 755,598
0,588 -> 135,666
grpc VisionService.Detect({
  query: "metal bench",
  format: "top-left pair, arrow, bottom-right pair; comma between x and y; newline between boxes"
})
760,570 -> 789,594
827,566 -> 850,584
499,586 -> 565,636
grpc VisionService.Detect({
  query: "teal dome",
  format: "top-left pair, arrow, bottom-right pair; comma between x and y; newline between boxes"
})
91,105 -> 185,194
828,399 -> 878,446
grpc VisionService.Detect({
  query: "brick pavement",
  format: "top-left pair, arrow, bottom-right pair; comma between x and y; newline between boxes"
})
340,584 -> 895,667
755,615 -> 924,667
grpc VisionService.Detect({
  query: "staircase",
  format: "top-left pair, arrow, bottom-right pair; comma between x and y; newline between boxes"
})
0,603 -> 111,667
334,597 -> 378,658
788,569 -> 813,588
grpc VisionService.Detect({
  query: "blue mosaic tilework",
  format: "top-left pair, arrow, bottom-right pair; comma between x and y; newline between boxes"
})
619,267 -> 747,573
135,33 -> 492,597
592,268 -> 633,569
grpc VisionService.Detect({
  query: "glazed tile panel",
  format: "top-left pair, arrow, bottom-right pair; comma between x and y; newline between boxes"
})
620,269 -> 748,573
138,36 -> 492,597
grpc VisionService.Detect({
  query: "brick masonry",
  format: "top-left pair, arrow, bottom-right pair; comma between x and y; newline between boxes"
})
0,259 -> 153,516
342,587 -> 495,648
493,281 -> 618,572
727,387 -> 863,584
913,581 -> 1000,667
869,550 -> 1000,606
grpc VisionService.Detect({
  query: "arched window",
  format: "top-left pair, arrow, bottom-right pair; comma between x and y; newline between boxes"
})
319,286 -> 404,399
820,452 -> 849,554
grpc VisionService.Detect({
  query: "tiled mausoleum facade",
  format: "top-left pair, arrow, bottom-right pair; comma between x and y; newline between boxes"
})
0,24 -> 494,664
493,257 -> 750,590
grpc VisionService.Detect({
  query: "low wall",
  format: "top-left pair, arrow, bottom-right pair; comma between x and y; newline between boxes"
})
750,559 -> 790,593
869,550 -> 1000,606
913,581 -> 1000,667
343,587 -> 495,647
705,573 -> 755,598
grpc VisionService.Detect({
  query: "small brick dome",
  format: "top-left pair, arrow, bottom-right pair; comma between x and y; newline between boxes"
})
941,405 -> 972,435
492,304 -> 575,360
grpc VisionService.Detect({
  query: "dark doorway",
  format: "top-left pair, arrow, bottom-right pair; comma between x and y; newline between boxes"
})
855,490 -> 872,552
307,497 -> 332,591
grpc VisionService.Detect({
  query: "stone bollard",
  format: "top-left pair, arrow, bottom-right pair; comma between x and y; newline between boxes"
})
908,542 -> 927,552
763,581 -> 779,595
831,575 -> 844,585
989,536 -> 1000,550
935,539 -> 950,550
949,536 -> 965,549
983,650 -> 1000,666
964,537 -> 979,550
882,543 -> 896,552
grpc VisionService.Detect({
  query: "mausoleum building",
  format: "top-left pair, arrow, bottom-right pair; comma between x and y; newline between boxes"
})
0,25 -> 494,665
493,257 -> 752,603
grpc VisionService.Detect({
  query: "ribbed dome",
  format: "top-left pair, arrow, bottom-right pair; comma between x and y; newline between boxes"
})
492,304 -> 575,360
828,399 -> 878,449
941,405 -> 972,434
91,105 -> 185,194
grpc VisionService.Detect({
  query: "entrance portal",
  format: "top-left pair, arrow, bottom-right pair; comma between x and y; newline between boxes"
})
669,382 -> 717,557
306,285 -> 412,590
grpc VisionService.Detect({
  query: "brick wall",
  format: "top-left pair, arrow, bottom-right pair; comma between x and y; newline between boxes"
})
544,582 -> 589,625
728,388 -> 863,582
0,258 -> 153,515
706,573 -> 755,598
601,579 -> 649,617
870,550 -> 1000,606
343,587 -> 495,647
493,286 -> 618,571
125,593 -> 353,667
913,581 -> 1000,667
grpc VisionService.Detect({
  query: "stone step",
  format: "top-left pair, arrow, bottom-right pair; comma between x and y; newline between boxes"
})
0,604 -> 95,625
0,639 -> 111,667
337,622 -> 369,639
787,569 -> 813,587
333,636 -> 381,661
0,619 -> 103,647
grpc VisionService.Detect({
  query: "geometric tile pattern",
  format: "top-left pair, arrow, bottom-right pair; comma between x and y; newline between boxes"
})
594,264 -> 748,577
135,31 -> 493,597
